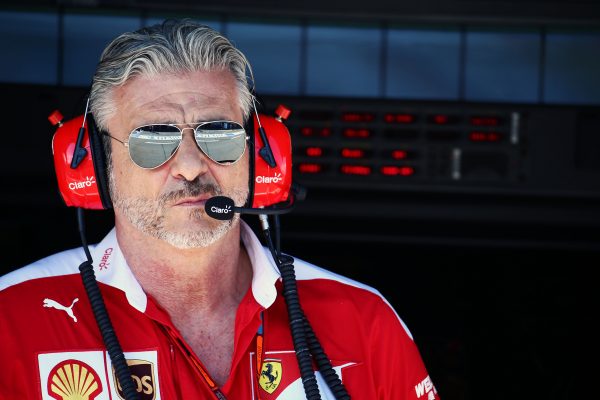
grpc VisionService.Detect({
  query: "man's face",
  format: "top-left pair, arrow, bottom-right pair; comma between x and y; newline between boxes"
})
106,69 -> 249,248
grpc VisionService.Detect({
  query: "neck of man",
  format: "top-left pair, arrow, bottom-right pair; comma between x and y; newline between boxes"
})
115,218 -> 253,322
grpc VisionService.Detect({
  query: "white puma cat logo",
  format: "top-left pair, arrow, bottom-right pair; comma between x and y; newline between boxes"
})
43,298 -> 79,322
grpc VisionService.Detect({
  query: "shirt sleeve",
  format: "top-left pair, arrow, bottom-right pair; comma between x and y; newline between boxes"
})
368,295 -> 441,400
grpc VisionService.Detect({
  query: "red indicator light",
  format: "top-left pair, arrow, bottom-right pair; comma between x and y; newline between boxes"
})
301,127 -> 314,136
342,112 -> 375,122
340,165 -> 371,175
384,113 -> 415,124
391,150 -> 408,159
343,128 -> 371,138
381,166 -> 415,176
433,115 -> 448,124
471,116 -> 501,126
487,132 -> 501,141
470,132 -> 485,141
341,148 -> 365,158
427,114 -> 460,125
305,147 -> 323,157
298,163 -> 323,173
301,127 -> 332,137
469,131 -> 502,142
319,127 -> 332,137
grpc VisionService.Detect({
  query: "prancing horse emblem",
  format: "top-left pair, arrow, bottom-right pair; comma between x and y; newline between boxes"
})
43,298 -> 79,322
259,360 -> 282,394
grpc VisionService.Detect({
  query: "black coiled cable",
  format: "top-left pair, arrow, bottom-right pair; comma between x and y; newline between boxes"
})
277,253 -> 322,399
77,208 -> 139,400
262,224 -> 351,400
304,319 -> 351,400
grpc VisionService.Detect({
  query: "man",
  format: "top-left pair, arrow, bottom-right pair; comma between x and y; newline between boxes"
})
0,19 -> 440,399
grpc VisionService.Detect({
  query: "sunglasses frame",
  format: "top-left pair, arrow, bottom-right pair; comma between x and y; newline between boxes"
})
104,120 -> 250,169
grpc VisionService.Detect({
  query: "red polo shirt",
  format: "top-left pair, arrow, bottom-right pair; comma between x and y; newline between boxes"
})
0,221 -> 439,399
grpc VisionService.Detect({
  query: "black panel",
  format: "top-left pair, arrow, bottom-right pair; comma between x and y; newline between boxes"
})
2,83 -> 599,400
3,1 -> 600,25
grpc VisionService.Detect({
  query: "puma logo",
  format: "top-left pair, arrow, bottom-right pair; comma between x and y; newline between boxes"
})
43,298 -> 79,322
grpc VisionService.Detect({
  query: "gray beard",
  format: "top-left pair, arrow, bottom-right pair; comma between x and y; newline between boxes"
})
109,170 -> 248,249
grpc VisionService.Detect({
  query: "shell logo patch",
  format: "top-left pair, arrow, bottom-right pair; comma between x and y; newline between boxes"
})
47,359 -> 102,400
39,351 -> 109,400
259,359 -> 282,394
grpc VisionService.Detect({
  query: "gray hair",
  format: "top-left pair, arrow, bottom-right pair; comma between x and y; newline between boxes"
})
89,18 -> 255,132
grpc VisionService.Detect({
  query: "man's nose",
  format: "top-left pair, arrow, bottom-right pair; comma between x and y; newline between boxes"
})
168,129 -> 210,181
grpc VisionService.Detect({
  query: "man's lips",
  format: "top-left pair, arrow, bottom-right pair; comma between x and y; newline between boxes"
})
174,195 -> 212,206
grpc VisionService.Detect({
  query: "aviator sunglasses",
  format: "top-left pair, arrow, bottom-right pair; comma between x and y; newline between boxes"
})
104,120 -> 249,169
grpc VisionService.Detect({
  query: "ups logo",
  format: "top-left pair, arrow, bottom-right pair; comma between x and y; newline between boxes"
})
113,359 -> 156,400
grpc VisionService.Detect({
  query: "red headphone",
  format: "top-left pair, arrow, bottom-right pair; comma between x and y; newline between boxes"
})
48,104 -> 293,211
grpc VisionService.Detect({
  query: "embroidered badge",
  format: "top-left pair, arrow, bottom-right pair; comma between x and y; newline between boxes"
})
113,359 -> 157,400
259,359 -> 282,394
43,298 -> 79,322
47,359 -> 102,400
39,351 -> 109,400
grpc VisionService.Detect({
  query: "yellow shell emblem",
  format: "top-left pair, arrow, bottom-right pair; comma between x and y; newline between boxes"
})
259,360 -> 282,394
47,359 -> 102,400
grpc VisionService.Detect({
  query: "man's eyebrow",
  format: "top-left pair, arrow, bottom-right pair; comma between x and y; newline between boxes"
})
190,114 -> 232,123
129,112 -> 235,127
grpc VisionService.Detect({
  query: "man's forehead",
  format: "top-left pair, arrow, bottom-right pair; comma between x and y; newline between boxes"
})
116,70 -> 236,103
113,74 -> 241,126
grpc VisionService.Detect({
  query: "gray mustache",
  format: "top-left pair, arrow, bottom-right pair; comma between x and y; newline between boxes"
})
160,179 -> 220,205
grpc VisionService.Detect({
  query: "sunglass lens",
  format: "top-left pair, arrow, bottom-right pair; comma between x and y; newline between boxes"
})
128,125 -> 182,168
195,121 -> 246,164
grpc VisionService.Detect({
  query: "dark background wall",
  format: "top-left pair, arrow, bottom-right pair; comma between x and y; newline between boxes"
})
2,2 -> 600,399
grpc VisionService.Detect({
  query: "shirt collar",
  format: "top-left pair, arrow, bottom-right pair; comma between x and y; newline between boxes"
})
90,219 -> 281,313
239,219 -> 281,308
90,229 -> 148,312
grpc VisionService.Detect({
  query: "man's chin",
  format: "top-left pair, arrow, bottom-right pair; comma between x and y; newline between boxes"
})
158,218 -> 236,249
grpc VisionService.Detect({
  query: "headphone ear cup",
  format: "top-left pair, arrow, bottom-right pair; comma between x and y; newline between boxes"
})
251,112 -> 292,208
51,114 -> 108,210
87,114 -> 112,209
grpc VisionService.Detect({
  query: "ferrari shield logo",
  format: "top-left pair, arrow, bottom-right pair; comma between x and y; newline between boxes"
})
259,360 -> 282,394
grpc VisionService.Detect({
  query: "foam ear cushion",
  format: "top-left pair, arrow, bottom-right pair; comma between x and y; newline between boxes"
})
87,114 -> 113,209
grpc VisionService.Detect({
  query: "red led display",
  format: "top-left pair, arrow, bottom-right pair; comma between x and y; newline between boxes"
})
469,131 -> 502,142
319,127 -> 332,137
298,163 -> 323,173
470,116 -> 501,126
305,147 -> 323,157
340,165 -> 371,176
300,127 -> 332,137
432,115 -> 448,124
343,128 -> 371,138
384,113 -> 416,124
300,127 -> 314,136
427,114 -> 460,125
341,148 -> 365,158
381,166 -> 415,176
342,112 -> 375,122
391,150 -> 408,160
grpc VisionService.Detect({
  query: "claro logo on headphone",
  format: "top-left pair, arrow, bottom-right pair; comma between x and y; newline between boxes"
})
256,173 -> 282,184
68,176 -> 97,191
210,204 -> 232,215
